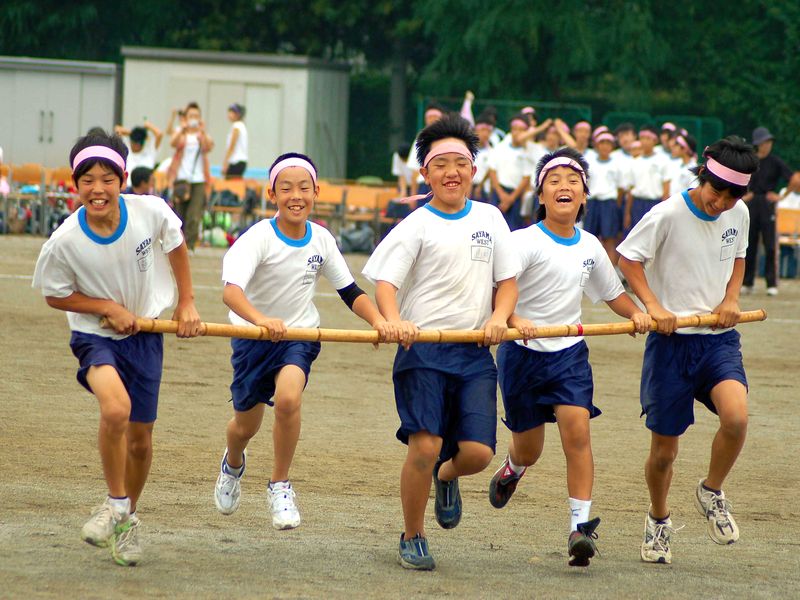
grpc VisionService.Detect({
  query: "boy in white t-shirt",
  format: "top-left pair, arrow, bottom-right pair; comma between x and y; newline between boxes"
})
624,125 -> 672,232
32,130 -> 201,566
488,114 -> 535,231
213,153 -> 393,531
618,136 -> 759,564
363,114 -> 520,570
114,121 -> 163,189
488,148 -> 650,567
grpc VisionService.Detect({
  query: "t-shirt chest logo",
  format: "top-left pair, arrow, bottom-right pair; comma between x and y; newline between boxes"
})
136,237 -> 153,272
470,230 -> 493,263
580,258 -> 595,287
302,254 -> 324,285
720,228 -> 737,261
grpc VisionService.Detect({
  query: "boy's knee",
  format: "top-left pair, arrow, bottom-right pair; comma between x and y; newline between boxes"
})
128,435 -> 152,461
408,437 -> 440,470
100,404 -> 130,434
720,412 -> 748,438
466,444 -> 495,469
231,417 -> 260,441
273,393 -> 302,419
649,445 -> 678,471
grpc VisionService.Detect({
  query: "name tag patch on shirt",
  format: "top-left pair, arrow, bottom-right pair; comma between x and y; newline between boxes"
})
136,238 -> 154,272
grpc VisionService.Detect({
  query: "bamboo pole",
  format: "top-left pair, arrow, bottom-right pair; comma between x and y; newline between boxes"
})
123,309 -> 767,343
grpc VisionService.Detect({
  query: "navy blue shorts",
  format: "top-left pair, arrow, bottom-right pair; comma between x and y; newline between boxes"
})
230,338 -> 321,412
392,343 -> 498,461
629,197 -> 660,231
584,199 -> 622,239
69,331 -> 164,423
497,340 -> 598,432
640,330 -> 748,436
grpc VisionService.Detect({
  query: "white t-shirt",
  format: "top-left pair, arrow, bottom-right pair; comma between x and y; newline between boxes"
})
363,200 -> 520,330
488,141 -> 534,190
473,145 -> 492,192
226,121 -> 248,164
779,187 -> 800,209
125,137 -> 158,187
391,152 -> 414,186
617,191 -> 749,335
630,153 -> 671,199
222,219 -> 354,328
586,154 -> 625,200
177,134 -> 205,183
406,137 -> 425,184
32,195 -> 184,339
670,158 -> 697,194
513,223 -> 624,352
610,149 -> 635,190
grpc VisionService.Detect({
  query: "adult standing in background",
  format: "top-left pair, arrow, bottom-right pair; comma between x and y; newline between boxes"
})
742,127 -> 800,296
222,103 -> 248,179
169,102 -> 214,252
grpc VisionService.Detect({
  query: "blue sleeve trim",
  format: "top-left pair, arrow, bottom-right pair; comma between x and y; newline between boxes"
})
78,196 -> 128,244
423,199 -> 472,220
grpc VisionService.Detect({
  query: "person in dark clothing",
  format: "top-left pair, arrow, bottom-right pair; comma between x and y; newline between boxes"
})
742,127 -> 800,295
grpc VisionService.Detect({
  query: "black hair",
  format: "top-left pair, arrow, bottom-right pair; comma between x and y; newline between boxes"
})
269,152 -> 318,190
639,124 -> 659,137
534,147 -> 590,222
230,103 -> 246,117
86,126 -> 106,136
396,142 -> 411,161
509,113 -> 529,128
415,114 -> 478,167
692,135 -> 758,198
131,166 -> 153,190
425,102 -> 446,115
614,122 -> 635,135
185,101 -> 200,113
684,133 -> 697,154
69,129 -> 129,184
475,116 -> 493,127
129,126 -> 147,145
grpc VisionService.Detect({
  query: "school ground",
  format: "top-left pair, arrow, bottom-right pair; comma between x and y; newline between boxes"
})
1,234 -> 797,599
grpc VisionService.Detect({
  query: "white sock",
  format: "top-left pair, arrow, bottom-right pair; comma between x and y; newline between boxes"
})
569,497 -> 592,531
507,456 -> 526,475
223,459 -> 244,477
107,495 -> 131,520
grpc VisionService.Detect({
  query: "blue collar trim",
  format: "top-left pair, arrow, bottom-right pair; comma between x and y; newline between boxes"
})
682,190 -> 718,222
78,196 -> 128,244
424,199 -> 472,220
536,221 -> 581,246
271,218 -> 312,247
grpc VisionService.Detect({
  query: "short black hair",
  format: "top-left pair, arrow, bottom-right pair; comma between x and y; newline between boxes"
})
131,166 -> 153,189
639,124 -> 659,137
693,136 -> 759,198
475,116 -> 493,127
396,142 -> 411,161
269,152 -> 318,190
509,113 -> 529,127
415,114 -> 478,167
534,147 -> 590,222
129,126 -> 147,145
69,129 -> 129,184
185,101 -> 200,113
425,102 -> 446,114
86,126 -> 106,136
614,122 -> 635,135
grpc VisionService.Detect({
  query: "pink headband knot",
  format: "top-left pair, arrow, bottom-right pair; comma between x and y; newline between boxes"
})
537,157 -> 587,188
72,146 -> 126,173
422,141 -> 474,168
704,157 -> 751,186
269,157 -> 317,189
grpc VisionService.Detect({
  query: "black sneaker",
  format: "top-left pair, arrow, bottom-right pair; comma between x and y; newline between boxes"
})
433,461 -> 462,529
398,533 -> 435,570
568,517 -> 601,567
488,455 -> 526,509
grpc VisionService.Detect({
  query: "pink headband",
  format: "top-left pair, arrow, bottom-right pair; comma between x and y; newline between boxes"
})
425,108 -> 444,118
510,117 -> 528,128
630,140 -> 642,148
639,130 -> 658,140
594,132 -> 615,144
474,123 -> 492,131
574,121 -> 591,131
675,135 -> 690,151
72,146 -> 126,173
537,157 -> 587,188
705,157 -> 751,186
661,122 -> 677,132
423,141 -> 473,168
592,126 -> 609,139
269,157 -> 317,189
521,106 -> 536,115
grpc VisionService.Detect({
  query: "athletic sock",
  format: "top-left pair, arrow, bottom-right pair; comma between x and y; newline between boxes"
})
569,497 -> 592,531
107,495 -> 131,521
702,481 -> 722,495
507,456 -> 526,475
223,459 -> 244,477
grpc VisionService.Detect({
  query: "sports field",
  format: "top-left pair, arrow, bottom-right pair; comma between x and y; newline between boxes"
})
1,234 -> 797,599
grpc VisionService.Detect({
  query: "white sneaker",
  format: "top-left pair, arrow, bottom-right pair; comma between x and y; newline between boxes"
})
214,449 -> 245,515
766,287 -> 778,296
740,285 -> 753,295
695,479 -> 739,544
268,480 -> 301,530
641,510 -> 679,564
81,499 -> 117,547
111,515 -> 142,567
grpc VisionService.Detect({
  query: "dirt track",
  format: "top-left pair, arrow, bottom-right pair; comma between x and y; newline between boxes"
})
1,235 -> 798,599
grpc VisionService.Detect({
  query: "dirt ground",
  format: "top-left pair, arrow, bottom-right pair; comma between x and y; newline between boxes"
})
0,234 -> 798,599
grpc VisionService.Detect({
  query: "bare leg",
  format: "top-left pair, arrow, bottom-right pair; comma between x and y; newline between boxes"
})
126,421 -> 154,512
705,380 -> 748,490
271,365 -> 306,482
437,440 -> 494,481
645,432 -> 680,519
225,404 -> 266,468
87,365 -> 131,499
400,432 -> 442,539
554,405 -> 593,500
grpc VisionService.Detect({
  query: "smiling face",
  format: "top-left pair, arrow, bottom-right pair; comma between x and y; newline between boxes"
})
75,162 -> 124,221
540,165 -> 587,226
420,138 -> 475,211
693,182 -> 740,217
269,166 -> 317,226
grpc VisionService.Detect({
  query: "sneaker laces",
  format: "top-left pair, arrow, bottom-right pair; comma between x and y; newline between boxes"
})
270,484 -> 297,512
652,522 -> 683,552
116,520 -> 139,550
218,472 -> 239,495
90,503 -> 116,528
708,496 -> 734,526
